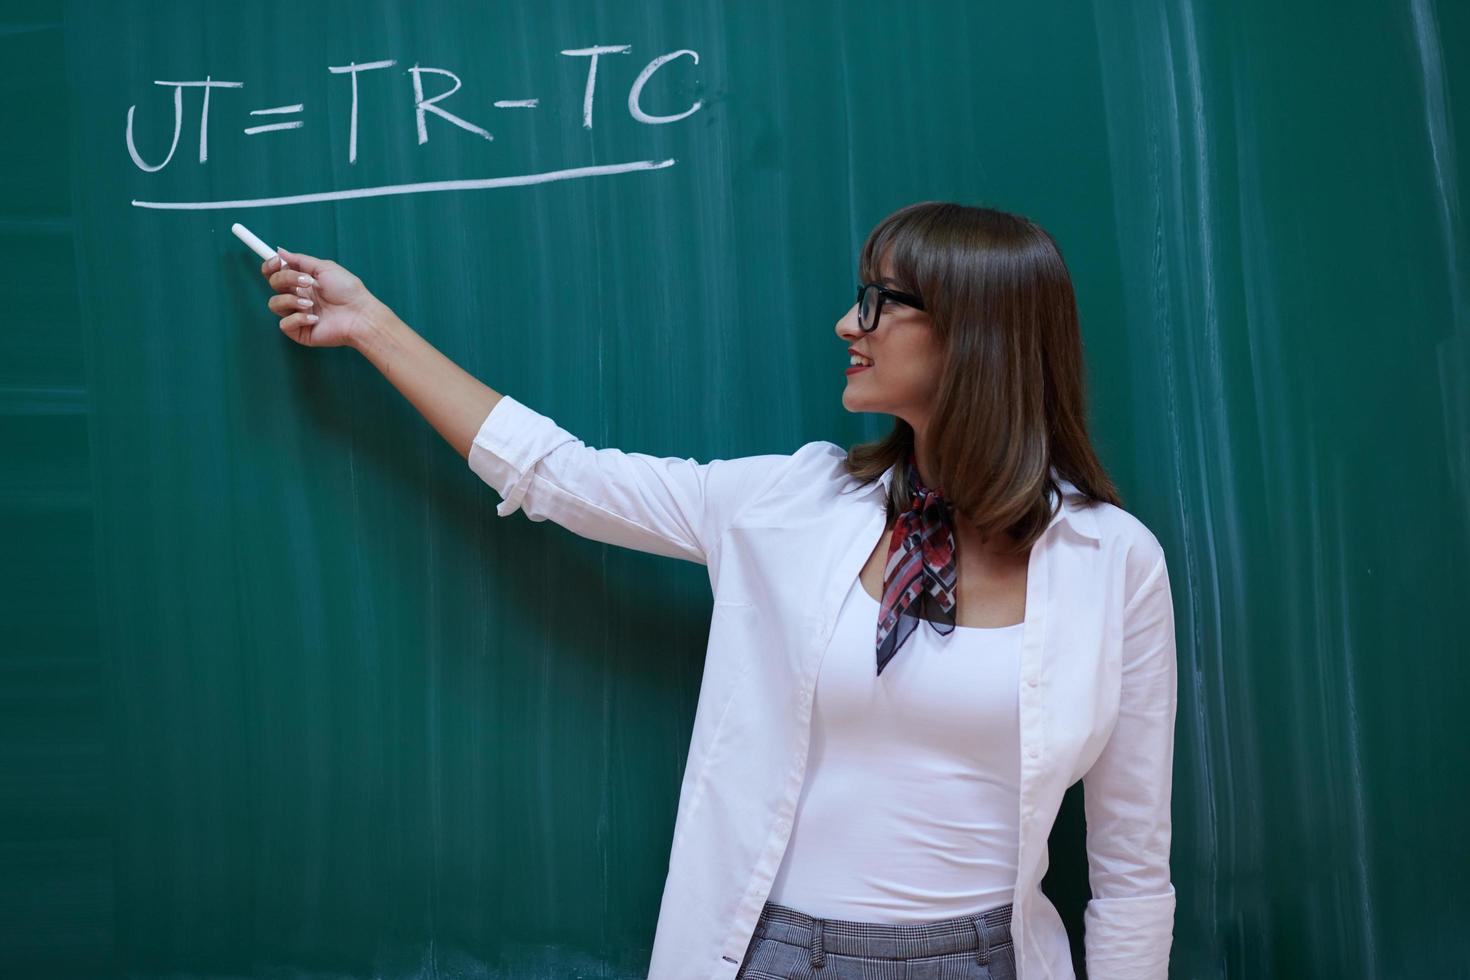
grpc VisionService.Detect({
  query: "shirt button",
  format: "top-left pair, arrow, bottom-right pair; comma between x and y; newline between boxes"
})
1027,745 -> 1040,759
1026,675 -> 1038,687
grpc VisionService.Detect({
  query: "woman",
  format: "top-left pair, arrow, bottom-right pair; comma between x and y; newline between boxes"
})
259,201 -> 1178,980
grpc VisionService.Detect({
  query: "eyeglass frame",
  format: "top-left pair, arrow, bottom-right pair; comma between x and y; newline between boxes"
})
855,282 -> 926,333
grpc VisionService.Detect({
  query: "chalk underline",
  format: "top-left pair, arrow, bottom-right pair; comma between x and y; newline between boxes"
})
129,158 -> 677,210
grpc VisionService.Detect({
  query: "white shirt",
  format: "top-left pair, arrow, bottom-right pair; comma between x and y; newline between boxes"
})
467,394 -> 1178,980
767,573 -> 1024,922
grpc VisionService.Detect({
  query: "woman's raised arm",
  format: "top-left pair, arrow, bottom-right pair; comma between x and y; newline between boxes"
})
258,245 -> 801,566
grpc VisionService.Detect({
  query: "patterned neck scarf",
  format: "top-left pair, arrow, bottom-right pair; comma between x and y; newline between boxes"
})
874,452 -> 959,675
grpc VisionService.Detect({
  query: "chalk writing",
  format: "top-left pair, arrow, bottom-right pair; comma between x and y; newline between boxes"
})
127,45 -> 701,210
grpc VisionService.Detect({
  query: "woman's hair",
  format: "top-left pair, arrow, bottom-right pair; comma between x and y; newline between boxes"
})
843,201 -> 1121,556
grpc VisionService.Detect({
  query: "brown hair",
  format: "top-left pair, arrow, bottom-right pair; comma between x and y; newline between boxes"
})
843,201 -> 1121,556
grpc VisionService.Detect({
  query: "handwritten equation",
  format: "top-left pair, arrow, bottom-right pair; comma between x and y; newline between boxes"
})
127,45 -> 700,210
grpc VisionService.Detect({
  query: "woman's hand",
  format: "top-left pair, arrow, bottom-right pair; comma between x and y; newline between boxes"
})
260,246 -> 383,349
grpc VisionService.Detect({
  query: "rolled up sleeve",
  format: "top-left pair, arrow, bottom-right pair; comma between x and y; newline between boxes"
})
466,394 -> 793,565
1081,547 -> 1179,980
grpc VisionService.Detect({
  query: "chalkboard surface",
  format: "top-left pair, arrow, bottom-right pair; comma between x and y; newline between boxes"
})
4,1 -> 1467,978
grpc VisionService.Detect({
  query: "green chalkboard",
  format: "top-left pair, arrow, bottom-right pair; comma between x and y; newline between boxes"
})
3,0 -> 1468,977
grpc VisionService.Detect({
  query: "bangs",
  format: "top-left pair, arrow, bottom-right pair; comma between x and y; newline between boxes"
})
857,207 -> 933,299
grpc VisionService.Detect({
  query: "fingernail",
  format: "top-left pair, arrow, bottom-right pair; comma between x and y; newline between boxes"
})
296,274 -> 314,286
305,314 -> 319,323
296,297 -> 312,308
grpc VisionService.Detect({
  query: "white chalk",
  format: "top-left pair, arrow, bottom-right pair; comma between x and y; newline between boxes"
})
231,221 -> 288,271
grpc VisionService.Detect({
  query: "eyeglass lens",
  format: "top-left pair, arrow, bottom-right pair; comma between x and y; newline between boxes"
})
859,284 -> 879,332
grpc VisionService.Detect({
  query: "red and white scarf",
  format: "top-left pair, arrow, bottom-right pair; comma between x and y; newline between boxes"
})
874,453 -> 959,675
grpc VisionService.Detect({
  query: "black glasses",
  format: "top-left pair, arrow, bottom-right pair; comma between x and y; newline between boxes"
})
856,282 -> 925,333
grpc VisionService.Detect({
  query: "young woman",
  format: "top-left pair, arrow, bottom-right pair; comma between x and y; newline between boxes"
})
259,201 -> 1178,980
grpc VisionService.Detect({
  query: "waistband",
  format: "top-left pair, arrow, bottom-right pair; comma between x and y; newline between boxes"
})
751,899 -> 1013,968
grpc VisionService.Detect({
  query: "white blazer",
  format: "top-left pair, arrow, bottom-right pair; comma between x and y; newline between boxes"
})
468,394 -> 1179,980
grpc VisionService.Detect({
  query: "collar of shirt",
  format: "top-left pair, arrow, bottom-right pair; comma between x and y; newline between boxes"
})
850,458 -> 1103,543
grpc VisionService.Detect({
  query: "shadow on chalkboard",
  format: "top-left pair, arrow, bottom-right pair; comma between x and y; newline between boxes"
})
217,246 -> 711,696
223,248 -> 711,679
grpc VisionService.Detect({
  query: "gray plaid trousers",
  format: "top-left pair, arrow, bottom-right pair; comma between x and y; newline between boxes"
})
735,900 -> 1017,980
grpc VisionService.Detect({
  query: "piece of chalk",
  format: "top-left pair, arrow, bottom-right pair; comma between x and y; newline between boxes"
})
231,222 -> 288,271
231,222 -> 275,261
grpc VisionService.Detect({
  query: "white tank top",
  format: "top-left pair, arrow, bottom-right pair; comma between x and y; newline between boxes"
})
766,572 -> 1024,923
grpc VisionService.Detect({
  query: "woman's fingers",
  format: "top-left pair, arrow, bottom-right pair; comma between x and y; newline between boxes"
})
280,311 -> 318,333
269,265 -> 318,292
268,292 -> 316,315
259,248 -> 326,280
276,247 -> 327,276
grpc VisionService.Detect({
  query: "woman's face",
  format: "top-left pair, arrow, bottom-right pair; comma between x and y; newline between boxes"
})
833,257 -> 942,430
